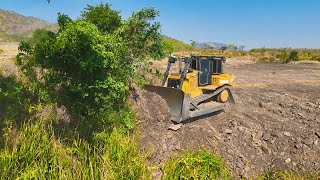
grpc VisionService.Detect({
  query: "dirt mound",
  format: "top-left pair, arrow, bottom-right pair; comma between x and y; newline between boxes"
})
130,84 -> 170,124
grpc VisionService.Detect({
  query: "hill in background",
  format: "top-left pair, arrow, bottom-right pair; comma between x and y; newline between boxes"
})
0,9 -> 57,41
163,36 -> 195,52
0,9 -> 201,52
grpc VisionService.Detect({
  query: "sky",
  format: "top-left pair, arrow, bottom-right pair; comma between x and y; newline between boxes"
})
1,0 -> 320,49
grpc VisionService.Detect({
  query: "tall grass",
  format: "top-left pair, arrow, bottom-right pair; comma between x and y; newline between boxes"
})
162,149 -> 231,180
0,118 -> 151,179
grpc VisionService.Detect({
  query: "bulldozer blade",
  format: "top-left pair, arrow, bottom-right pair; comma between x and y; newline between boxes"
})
144,85 -> 228,123
144,84 -> 190,123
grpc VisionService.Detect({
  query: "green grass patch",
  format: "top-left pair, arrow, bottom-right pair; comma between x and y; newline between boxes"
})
162,149 -> 231,180
0,119 -> 151,179
163,36 -> 195,52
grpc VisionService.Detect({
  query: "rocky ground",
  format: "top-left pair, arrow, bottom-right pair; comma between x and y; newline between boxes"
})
134,59 -> 320,179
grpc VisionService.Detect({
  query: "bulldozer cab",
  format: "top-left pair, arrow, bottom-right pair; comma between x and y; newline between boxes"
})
191,56 -> 226,86
163,56 -> 226,88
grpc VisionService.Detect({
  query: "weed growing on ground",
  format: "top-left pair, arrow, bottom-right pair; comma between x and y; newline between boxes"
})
162,149 -> 231,180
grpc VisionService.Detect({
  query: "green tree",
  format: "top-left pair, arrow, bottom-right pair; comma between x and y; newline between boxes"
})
289,50 -> 299,61
57,13 -> 72,30
220,46 -> 228,52
190,40 -> 198,48
81,3 -> 121,34
228,44 -> 238,51
28,29 -> 55,45
238,45 -> 245,51
123,7 -> 165,60
15,3 -> 165,134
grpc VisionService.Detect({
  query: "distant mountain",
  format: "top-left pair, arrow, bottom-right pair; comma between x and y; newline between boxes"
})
0,9 -> 57,41
197,42 -> 227,50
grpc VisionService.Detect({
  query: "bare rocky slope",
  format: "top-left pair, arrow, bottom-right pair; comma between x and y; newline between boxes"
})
0,9 -> 57,41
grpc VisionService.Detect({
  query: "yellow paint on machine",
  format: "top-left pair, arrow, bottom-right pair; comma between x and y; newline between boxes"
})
167,70 -> 235,98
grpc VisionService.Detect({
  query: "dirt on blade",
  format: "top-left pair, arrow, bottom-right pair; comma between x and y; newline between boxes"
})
135,59 -> 320,179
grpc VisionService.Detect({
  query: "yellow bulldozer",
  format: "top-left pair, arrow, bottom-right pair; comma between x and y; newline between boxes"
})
144,55 -> 235,123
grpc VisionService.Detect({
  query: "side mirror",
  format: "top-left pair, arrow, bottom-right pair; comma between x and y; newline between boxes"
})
221,56 -> 226,63
183,57 -> 192,64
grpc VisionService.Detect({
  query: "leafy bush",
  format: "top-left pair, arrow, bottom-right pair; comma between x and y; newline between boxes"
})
15,3 -> 165,136
0,5 -> 165,179
289,50 -> 299,61
28,29 -> 55,45
0,75 -> 34,145
162,149 -> 231,180
276,49 -> 289,62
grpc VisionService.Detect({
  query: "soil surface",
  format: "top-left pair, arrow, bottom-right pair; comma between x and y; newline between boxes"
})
134,59 -> 320,179
0,42 -> 19,76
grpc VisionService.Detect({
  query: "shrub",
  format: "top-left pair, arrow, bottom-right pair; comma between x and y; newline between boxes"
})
15,4 -> 165,135
289,50 -> 299,61
17,21 -> 130,117
276,49 -> 289,62
162,149 -> 231,180
28,29 -> 55,45
0,75 -> 33,143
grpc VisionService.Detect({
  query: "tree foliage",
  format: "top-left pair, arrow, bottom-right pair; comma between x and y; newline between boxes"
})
16,3 -> 165,133
81,3 -> 121,34
190,40 -> 198,48
289,50 -> 299,61
123,7 -> 165,60
57,13 -> 72,31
